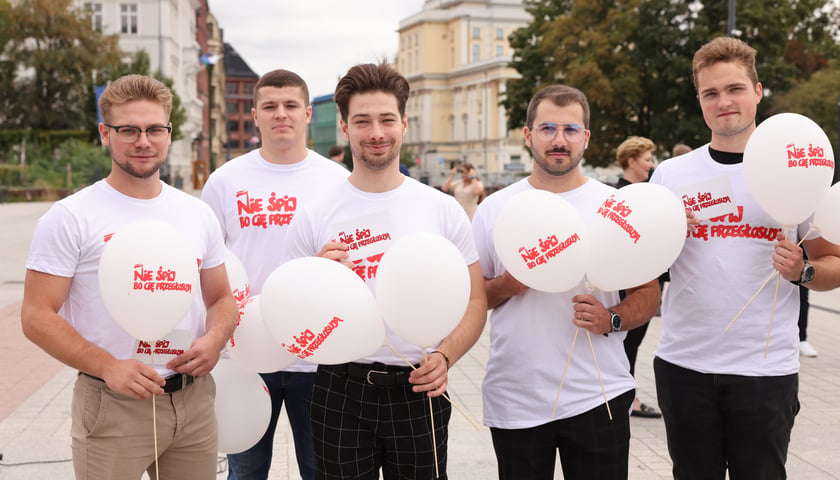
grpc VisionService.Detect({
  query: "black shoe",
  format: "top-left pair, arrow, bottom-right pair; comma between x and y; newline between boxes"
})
631,402 -> 662,418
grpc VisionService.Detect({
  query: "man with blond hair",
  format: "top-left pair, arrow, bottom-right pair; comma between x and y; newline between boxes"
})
22,74 -> 238,479
651,37 -> 840,479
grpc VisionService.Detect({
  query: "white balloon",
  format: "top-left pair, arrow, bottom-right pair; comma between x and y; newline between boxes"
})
586,183 -> 686,291
225,248 -> 250,307
493,189 -> 588,292
813,182 -> 840,245
98,219 -> 199,341
212,358 -> 271,454
228,295 -> 297,373
376,232 -> 470,347
260,257 -> 385,365
744,113 -> 835,226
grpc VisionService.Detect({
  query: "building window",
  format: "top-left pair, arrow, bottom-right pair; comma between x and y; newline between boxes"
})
226,82 -> 238,95
449,115 -> 455,141
471,44 -> 480,63
407,35 -> 412,49
226,102 -> 238,114
495,27 -> 504,40
414,32 -> 419,46
227,121 -> 239,134
472,26 -> 481,39
85,3 -> 103,31
462,114 -> 468,140
244,120 -> 255,135
415,49 -> 419,70
496,44 -> 504,57
407,52 -> 412,73
242,83 -> 254,96
120,4 -> 138,34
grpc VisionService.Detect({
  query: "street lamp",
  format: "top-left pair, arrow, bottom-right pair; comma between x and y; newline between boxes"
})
200,53 -> 220,174
727,0 -> 736,37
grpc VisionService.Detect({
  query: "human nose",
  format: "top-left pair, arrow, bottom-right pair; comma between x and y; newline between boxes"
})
134,131 -> 152,147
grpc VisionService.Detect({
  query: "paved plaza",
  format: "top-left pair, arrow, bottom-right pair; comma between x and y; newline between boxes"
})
1,201 -> 839,479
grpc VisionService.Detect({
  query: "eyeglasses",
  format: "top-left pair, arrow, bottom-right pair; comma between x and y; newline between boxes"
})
533,123 -> 588,143
104,123 -> 171,143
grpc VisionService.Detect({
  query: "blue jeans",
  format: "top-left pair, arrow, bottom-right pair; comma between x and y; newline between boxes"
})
228,371 -> 316,480
654,357 -> 799,480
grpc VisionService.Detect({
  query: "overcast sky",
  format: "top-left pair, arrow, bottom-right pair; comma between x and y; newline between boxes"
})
209,1 -> 426,98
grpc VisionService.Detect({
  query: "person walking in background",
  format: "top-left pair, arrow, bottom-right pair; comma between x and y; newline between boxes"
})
21,74 -> 238,479
281,61 -> 487,479
442,162 -> 485,220
671,143 -> 692,158
328,144 -> 348,169
472,84 -> 661,480
613,136 -> 662,419
650,37 -> 840,479
202,69 -> 349,480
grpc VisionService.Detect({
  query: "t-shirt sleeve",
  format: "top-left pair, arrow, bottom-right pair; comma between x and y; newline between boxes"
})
199,204 -> 227,270
26,204 -> 80,278
444,198 -> 479,265
471,205 -> 498,279
200,176 -> 227,241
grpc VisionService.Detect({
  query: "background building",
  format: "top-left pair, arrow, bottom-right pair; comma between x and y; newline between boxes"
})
222,43 -> 259,162
309,94 -> 344,158
195,0 -> 226,189
78,0 -> 204,188
398,0 -> 532,187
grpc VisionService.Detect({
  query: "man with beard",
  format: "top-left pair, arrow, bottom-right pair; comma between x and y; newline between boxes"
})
471,84 -> 661,480
281,61 -> 488,479
21,74 -> 238,479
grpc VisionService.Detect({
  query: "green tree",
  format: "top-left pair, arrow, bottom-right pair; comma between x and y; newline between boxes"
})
504,0 -> 840,167
1,0 -> 122,130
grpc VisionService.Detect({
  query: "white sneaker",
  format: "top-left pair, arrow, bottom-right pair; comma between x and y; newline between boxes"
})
799,341 -> 818,358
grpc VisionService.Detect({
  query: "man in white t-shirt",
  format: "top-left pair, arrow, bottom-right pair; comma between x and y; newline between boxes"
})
281,62 -> 488,479
471,85 -> 661,480
650,37 -> 840,479
202,69 -> 349,480
21,74 -> 238,479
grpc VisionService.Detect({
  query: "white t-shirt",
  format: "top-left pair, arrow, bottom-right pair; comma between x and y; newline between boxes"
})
26,180 -> 226,377
202,148 -> 349,373
472,178 -> 635,429
650,145 -> 811,376
281,176 -> 478,366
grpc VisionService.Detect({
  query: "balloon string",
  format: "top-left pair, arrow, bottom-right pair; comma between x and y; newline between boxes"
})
151,349 -> 160,480
551,326 -> 579,419
423,351 -> 440,479
586,331 -> 613,420
765,273 -> 781,359
384,342 -> 481,430
726,231 -> 811,332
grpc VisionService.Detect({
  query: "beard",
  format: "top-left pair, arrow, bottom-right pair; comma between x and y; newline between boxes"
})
112,153 -> 164,179
351,141 -> 399,171
532,146 -> 584,177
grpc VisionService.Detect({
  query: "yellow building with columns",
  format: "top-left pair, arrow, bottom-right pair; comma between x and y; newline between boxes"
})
398,0 -> 532,186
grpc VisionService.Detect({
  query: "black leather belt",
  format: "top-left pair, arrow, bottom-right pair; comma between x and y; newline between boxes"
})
80,372 -> 195,393
322,362 -> 416,386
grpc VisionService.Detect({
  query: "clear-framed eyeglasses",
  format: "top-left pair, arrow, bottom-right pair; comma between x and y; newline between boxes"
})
534,122 -> 588,143
104,123 -> 172,143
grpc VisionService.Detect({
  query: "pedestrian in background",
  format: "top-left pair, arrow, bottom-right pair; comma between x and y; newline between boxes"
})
613,135 -> 662,419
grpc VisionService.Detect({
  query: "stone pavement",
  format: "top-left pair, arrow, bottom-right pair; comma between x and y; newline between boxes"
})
1,200 -> 839,479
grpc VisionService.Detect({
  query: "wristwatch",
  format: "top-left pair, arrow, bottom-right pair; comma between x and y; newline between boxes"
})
608,309 -> 622,333
792,261 -> 815,285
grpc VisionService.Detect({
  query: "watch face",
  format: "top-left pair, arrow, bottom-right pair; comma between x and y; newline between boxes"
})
802,263 -> 815,283
610,312 -> 621,331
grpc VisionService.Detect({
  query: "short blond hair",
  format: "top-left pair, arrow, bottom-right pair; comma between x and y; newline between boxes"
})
692,37 -> 758,92
616,136 -> 655,170
98,74 -> 172,123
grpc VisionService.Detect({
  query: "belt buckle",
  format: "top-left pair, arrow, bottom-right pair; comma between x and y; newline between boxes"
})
165,373 -> 189,392
366,369 -> 388,385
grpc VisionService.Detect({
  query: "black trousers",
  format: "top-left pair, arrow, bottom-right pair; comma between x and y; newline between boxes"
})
310,365 -> 451,480
654,357 -> 799,480
490,389 -> 634,480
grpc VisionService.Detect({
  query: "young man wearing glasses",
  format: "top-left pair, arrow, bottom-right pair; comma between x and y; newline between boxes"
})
471,84 -> 660,479
21,74 -> 238,479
